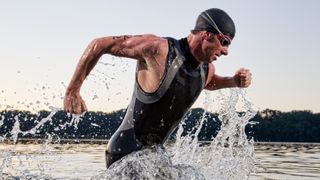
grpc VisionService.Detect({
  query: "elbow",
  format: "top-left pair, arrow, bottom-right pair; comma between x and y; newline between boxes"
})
90,37 -> 113,55
90,38 -> 102,53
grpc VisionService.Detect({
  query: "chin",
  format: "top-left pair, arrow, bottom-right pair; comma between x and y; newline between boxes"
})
211,58 -> 217,62
208,59 -> 213,63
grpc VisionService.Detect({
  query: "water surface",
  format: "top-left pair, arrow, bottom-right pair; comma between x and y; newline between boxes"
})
1,142 -> 319,179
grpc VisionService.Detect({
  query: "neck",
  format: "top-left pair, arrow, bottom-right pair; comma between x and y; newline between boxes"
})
187,34 -> 203,63
179,37 -> 199,68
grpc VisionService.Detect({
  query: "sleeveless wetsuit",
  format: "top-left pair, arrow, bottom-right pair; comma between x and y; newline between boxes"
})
105,37 -> 209,167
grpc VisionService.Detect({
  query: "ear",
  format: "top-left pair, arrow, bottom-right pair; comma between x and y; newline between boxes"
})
201,31 -> 210,39
204,32 -> 215,42
199,31 -> 209,42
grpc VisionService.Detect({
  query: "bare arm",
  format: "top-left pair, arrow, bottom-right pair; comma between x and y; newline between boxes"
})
66,35 -> 158,92
205,74 -> 237,90
205,64 -> 252,91
64,34 -> 161,114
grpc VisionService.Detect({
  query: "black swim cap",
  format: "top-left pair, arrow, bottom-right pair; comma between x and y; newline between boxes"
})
194,8 -> 236,39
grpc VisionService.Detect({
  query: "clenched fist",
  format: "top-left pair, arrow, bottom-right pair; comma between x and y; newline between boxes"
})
233,68 -> 252,88
64,90 -> 87,115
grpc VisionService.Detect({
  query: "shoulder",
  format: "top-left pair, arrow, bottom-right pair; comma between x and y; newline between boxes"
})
139,34 -> 168,49
138,35 -> 168,59
127,34 -> 165,45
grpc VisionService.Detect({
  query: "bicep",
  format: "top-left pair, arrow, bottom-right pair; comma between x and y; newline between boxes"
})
97,34 -> 160,61
205,65 -> 236,90
205,64 -> 232,90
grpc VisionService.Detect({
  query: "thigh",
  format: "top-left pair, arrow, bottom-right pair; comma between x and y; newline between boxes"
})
105,150 -> 127,168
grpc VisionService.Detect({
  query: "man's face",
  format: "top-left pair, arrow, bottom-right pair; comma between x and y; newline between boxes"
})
202,32 -> 231,63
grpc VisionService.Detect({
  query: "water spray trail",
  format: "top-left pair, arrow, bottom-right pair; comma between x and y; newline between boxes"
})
60,112 -> 85,130
22,108 -> 60,136
203,88 -> 256,179
171,88 -> 257,180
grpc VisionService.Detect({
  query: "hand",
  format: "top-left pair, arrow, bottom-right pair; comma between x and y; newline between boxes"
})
233,68 -> 252,88
63,90 -> 87,114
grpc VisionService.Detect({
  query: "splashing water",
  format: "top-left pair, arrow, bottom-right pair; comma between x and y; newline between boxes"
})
1,88 -> 256,179
0,106 -> 88,178
171,88 -> 256,179
7,108 -> 85,144
94,88 -> 257,180
1,57 -> 257,179
59,112 -> 85,130
0,58 -> 131,179
93,145 -> 205,180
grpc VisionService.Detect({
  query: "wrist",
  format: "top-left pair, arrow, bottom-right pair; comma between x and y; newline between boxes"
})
231,76 -> 240,87
66,87 -> 80,95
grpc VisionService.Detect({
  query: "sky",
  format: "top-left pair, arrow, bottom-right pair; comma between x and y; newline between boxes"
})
0,0 -> 319,113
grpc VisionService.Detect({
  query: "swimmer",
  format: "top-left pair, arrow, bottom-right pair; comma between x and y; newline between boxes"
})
64,8 -> 252,167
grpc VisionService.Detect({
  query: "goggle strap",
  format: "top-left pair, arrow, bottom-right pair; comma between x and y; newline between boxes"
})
200,12 -> 224,35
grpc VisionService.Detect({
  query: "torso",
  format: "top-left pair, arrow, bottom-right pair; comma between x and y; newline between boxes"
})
105,37 -> 210,167
137,37 -> 215,93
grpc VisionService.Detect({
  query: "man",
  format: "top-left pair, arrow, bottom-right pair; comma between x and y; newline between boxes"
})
64,8 -> 252,167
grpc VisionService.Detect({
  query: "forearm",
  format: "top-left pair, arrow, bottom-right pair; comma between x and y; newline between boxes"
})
205,75 -> 237,91
66,39 -> 106,93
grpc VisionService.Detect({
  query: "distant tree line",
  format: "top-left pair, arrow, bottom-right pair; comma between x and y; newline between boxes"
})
246,109 -> 320,142
0,108 -> 319,142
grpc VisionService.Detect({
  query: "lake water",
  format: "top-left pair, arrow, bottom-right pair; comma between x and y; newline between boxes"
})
1,89 -> 318,179
0,142 -> 319,180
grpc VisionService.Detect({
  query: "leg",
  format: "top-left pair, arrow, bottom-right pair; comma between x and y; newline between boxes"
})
105,150 -> 127,168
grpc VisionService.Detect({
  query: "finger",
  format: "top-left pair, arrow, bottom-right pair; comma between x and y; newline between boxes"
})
68,105 -> 74,114
239,79 -> 245,87
241,70 -> 249,76
64,105 -> 67,112
240,69 -> 250,76
242,82 -> 246,87
236,68 -> 244,75
66,101 -> 71,113
75,103 -> 82,115
246,78 -> 252,86
65,105 -> 69,113
244,76 -> 251,82
70,100 -> 78,114
69,100 -> 75,113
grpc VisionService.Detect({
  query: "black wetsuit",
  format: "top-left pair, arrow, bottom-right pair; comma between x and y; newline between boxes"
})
105,37 -> 209,167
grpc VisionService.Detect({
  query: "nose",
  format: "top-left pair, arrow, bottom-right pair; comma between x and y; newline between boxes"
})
221,47 -> 228,56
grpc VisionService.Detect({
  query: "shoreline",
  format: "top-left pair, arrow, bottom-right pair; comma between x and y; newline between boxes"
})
1,138 -> 320,146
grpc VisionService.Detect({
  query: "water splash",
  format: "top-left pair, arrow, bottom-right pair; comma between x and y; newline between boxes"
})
7,108 -> 60,144
97,88 -> 257,180
92,145 -> 205,180
1,55 -> 257,179
0,58 -> 128,179
171,88 -> 256,180
0,150 -> 13,178
59,112 -> 85,130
